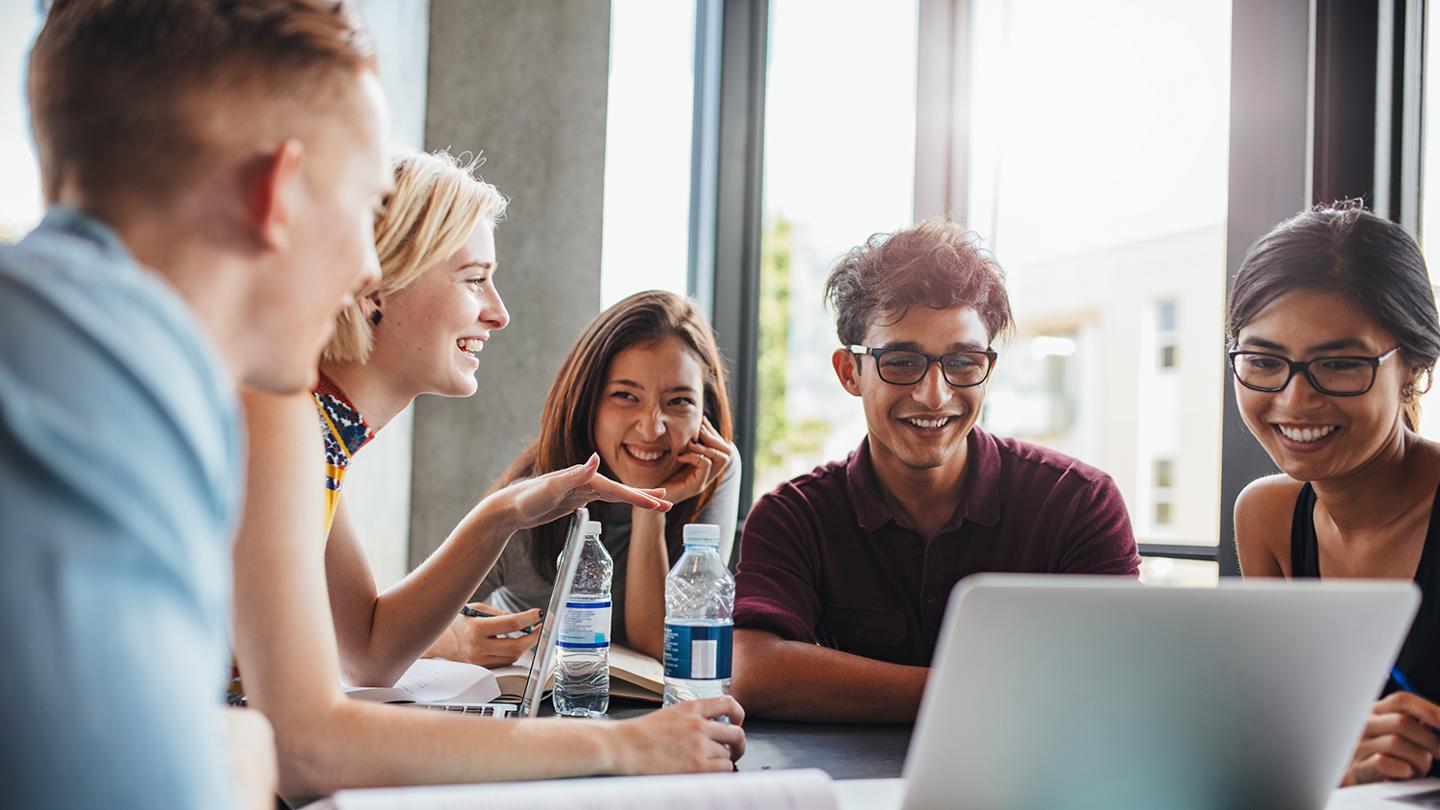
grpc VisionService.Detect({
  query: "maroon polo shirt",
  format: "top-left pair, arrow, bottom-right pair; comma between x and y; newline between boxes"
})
733,427 -> 1140,667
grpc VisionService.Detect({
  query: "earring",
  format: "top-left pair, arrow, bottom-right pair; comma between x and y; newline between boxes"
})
370,309 -> 383,326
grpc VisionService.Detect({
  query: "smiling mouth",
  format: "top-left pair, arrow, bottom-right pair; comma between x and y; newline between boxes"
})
1273,423 -> 1340,444
457,338 -> 485,355
901,416 -> 956,431
622,444 -> 669,464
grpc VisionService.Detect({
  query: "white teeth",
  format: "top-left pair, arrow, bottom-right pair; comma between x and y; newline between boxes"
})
1277,425 -> 1338,443
457,338 -> 485,354
906,417 -> 951,429
626,446 -> 664,461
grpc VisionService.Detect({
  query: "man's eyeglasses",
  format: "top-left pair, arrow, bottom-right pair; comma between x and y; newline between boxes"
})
1226,346 -> 1401,396
847,345 -> 998,387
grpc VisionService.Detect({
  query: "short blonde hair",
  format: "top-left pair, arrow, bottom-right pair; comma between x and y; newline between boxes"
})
324,149 -> 508,362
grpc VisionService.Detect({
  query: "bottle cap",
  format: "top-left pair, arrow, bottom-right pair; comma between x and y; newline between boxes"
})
683,523 -> 721,545
583,520 -> 603,536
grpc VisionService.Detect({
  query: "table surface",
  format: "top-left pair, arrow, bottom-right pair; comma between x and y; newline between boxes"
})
567,698 -> 914,779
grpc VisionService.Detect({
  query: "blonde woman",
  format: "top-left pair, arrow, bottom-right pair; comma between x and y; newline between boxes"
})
233,150 -> 744,800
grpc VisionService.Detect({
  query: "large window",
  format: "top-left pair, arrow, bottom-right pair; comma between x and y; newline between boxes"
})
0,4 -> 42,242
966,0 -> 1232,585
599,0 -> 697,308
1419,0 -> 1440,441
752,0 -> 919,498
740,0 -> 1232,585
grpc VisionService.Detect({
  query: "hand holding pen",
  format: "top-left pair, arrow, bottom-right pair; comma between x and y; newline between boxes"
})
459,603 -> 544,636
1341,666 -> 1440,786
429,603 -> 543,668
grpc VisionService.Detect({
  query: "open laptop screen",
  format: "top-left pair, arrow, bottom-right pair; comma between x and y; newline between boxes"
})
516,507 -> 588,718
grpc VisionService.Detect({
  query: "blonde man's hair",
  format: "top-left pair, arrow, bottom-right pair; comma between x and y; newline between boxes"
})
324,149 -> 508,363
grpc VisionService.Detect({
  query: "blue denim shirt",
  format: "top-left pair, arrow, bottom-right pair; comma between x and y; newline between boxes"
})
0,208 -> 242,809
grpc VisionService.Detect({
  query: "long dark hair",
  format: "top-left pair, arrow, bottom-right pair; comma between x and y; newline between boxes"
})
1226,201 -> 1440,430
492,291 -> 734,581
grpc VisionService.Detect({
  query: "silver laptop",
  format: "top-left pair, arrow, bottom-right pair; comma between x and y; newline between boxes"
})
901,574 -> 1419,810
410,507 -> 586,718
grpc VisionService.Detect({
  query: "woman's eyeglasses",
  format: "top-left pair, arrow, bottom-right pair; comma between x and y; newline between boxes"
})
1227,347 -> 1400,396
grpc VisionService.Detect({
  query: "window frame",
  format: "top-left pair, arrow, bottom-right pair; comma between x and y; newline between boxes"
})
690,0 -> 1419,572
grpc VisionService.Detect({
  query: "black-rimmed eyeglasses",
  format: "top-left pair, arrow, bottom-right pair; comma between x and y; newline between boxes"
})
1227,346 -> 1401,396
847,344 -> 998,387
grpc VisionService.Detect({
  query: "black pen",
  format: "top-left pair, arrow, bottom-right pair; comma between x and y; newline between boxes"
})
458,605 -> 543,635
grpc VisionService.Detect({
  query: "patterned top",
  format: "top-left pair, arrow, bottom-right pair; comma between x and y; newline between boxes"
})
228,373 -> 376,705
313,372 -> 376,534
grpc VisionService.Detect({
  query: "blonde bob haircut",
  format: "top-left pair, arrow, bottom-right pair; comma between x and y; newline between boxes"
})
323,149 -> 508,363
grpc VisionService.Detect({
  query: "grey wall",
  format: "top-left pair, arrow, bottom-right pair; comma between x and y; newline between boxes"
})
344,0 -> 430,588
410,0 -> 612,565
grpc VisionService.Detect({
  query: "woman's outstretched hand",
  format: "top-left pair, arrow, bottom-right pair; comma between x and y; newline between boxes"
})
492,453 -> 671,532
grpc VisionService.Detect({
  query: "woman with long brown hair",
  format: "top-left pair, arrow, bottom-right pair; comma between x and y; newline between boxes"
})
467,290 -> 740,660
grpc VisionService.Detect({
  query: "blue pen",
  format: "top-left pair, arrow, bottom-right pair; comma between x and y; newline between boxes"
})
1392,666 -> 1420,695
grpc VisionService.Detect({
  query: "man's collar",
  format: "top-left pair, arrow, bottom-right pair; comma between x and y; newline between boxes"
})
38,206 -> 130,259
845,426 -> 1004,535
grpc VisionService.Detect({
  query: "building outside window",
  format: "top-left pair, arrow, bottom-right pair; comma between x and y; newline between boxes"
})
1156,300 -> 1179,370
969,0 -> 1230,585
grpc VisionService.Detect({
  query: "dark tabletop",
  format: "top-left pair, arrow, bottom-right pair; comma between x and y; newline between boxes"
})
546,698 -> 914,780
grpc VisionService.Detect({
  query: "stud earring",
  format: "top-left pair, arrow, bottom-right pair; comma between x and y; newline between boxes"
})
370,309 -> 383,326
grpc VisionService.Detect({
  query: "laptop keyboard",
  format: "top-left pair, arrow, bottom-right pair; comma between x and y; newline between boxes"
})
407,703 -> 517,717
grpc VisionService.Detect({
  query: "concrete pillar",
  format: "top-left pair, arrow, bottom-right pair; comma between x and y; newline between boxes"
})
341,0 -> 430,588
410,1 -> 611,565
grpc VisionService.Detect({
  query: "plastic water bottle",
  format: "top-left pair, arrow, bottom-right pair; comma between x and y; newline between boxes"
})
553,520 -> 612,717
663,523 -> 734,709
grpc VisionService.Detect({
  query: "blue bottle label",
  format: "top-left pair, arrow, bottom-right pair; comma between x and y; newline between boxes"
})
557,599 -> 611,649
663,622 -> 732,679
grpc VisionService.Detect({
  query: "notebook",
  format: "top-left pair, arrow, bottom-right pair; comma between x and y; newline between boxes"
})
488,641 -> 664,703
304,768 -> 838,810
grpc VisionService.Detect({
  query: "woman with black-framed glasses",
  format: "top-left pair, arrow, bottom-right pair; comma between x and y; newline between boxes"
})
1229,202 -> 1440,787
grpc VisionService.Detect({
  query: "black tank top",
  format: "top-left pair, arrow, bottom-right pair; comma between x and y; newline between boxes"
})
1291,482 -> 1440,699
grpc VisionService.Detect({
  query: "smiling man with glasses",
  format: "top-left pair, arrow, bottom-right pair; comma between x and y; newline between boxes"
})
729,219 -> 1140,723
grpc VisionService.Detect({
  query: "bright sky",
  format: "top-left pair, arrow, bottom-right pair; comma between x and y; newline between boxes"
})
968,0 -> 1232,266
0,2 -> 41,235
763,0 -> 919,260
599,0 -> 696,308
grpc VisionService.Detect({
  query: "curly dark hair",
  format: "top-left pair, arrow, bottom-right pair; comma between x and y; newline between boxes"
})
823,218 -> 1013,347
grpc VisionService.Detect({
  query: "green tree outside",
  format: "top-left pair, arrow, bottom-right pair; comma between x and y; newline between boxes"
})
756,216 -> 828,485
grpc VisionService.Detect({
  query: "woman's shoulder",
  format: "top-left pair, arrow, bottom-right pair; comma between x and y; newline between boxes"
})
1235,474 -> 1305,527
1234,474 -> 1305,573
